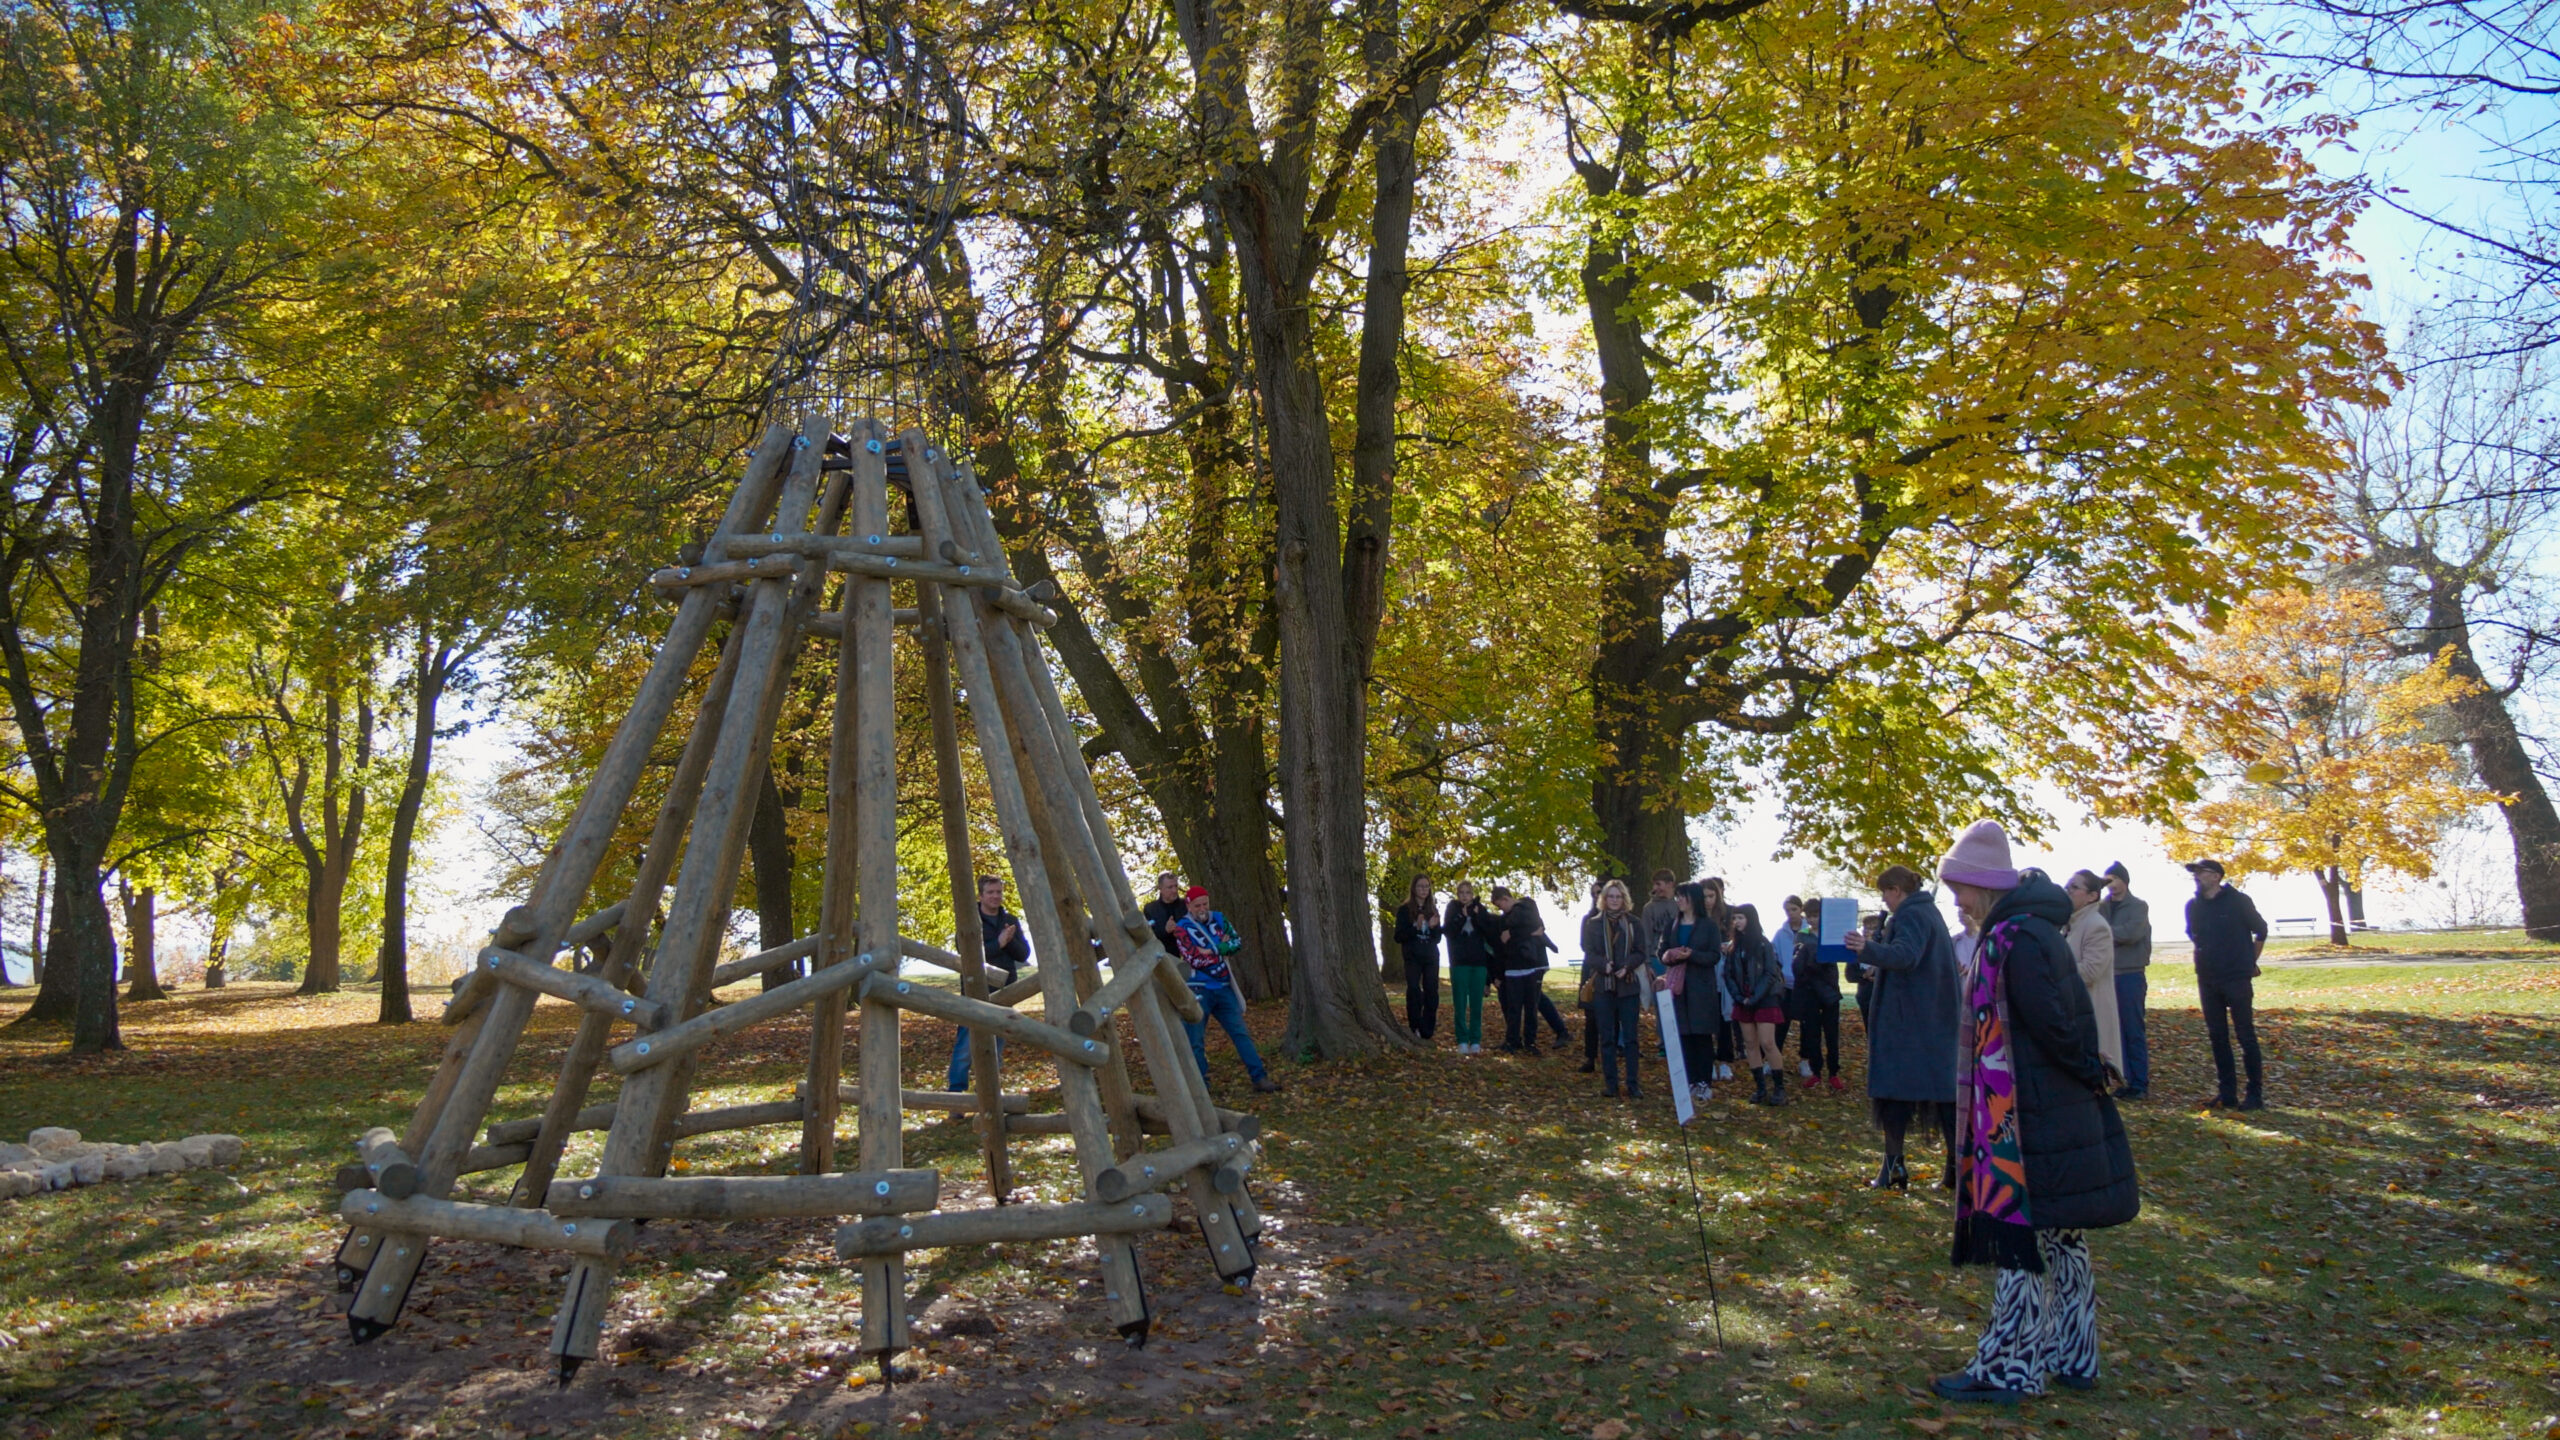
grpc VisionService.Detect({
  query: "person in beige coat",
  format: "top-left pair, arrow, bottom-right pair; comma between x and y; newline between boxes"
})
2063,869 -> 2124,1078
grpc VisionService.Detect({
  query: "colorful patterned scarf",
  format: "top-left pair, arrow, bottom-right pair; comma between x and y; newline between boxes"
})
1953,917 -> 2042,1272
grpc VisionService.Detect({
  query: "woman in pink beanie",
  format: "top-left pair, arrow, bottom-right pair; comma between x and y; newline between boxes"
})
1928,820 -> 2139,1405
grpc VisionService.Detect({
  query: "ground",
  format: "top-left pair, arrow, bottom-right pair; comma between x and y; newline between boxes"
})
1,960 -> 2555,1440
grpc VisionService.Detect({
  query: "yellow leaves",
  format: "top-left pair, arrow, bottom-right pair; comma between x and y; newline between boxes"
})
2168,586 -> 2496,887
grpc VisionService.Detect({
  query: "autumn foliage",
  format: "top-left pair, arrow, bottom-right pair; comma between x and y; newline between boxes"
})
2169,587 -> 2495,943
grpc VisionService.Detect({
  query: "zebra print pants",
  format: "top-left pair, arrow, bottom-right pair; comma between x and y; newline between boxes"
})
1964,1229 -> 2097,1395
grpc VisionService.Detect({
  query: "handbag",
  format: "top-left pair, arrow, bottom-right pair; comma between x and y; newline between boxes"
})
1578,977 -> 1596,1005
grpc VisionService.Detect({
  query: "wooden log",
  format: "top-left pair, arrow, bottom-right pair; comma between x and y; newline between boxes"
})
357,1127 -> 419,1201
1003,1113 -> 1075,1135
481,949 -> 666,1030
492,1097 -> 806,1149
341,1191 -> 633,1262
545,1169 -> 937,1220
607,950 -> 885,1074
1210,1139 -> 1258,1192
898,937 -> 965,973
547,414 -> 829,1369
806,421 -> 893,1177
905,439 -> 1148,1334
800,608 -> 919,639
852,426 -> 911,1359
461,1142 -> 533,1175
706,932 -> 825,990
834,1195 -> 1173,1258
439,894 -> 636,1026
513,616 -> 749,1207
649,555 -> 800,590
726,532 -> 927,560
1129,1095 -> 1260,1141
1092,1132 -> 1246,1203
672,1098 -> 807,1138
562,901 -> 630,952
855,972 -> 1107,1067
986,968 -> 1045,1008
821,1084 -> 1035,1115
1068,951 -> 1163,1037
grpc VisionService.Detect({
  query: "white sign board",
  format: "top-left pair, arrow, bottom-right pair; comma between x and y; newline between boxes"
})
1817,896 -> 1860,949
1657,987 -> 1695,1125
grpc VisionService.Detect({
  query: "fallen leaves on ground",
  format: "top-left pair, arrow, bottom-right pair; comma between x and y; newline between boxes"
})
0,964 -> 2553,1440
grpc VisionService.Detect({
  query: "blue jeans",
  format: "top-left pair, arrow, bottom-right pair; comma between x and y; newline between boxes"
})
2113,971 -> 2150,1094
1184,982 -> 1269,1085
947,1027 -> 1002,1092
1595,990 -> 1643,1093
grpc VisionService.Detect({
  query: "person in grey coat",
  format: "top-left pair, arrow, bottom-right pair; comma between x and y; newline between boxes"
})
1844,863 -> 1961,1189
2101,862 -> 2151,1100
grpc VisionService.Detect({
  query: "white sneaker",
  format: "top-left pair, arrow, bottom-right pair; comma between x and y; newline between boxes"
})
1715,1063 -> 1733,1080
1800,1060 -> 1814,1078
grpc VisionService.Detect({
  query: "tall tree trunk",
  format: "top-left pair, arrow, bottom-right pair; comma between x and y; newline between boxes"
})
204,929 -> 228,989
378,632 -> 454,1024
1579,115 -> 1696,886
121,879 -> 164,1000
28,855 -> 44,988
3,361 -> 157,1051
2318,864 -> 2349,946
749,759 -> 801,990
2419,575 -> 2560,939
288,677 -> 372,997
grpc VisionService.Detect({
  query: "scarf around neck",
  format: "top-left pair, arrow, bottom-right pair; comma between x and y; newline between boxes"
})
1953,915 -> 2042,1272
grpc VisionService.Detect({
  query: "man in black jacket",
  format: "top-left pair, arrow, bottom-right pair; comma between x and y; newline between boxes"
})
948,876 -> 1032,1091
2182,859 -> 2269,1110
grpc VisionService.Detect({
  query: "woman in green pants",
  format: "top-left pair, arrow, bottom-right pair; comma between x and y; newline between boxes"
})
1442,881 -> 1500,1055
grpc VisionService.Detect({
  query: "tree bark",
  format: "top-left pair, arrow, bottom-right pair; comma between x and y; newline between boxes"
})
2418,574 -> 2560,939
28,855 -> 43,988
1,332 -> 159,1052
2317,865 -> 2350,946
1583,227 -> 1693,884
748,758 -> 802,990
379,631 -> 455,1024
120,879 -> 164,1000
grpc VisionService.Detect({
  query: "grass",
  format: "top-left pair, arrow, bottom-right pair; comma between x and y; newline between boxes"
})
1,964 -> 2555,1440
2261,929 -> 2560,959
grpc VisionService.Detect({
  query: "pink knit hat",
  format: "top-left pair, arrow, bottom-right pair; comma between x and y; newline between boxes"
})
1938,819 -> 2021,890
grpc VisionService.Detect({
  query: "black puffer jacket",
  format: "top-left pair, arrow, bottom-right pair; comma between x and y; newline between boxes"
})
1983,875 -> 2140,1234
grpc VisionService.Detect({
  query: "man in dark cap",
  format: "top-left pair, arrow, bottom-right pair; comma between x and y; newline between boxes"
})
2101,862 -> 2152,1100
2182,860 -> 2268,1111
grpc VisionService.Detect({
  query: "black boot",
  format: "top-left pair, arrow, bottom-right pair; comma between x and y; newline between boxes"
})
1750,1068 -> 1770,1105
1769,1068 -> 1789,1106
2238,1087 -> 2266,1111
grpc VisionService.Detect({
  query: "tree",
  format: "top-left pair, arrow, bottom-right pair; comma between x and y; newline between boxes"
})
0,0 -> 325,1050
2340,315 -> 2560,939
247,611 -> 374,997
376,623 -> 471,1022
2168,586 -> 2494,944
1541,0 -> 2388,879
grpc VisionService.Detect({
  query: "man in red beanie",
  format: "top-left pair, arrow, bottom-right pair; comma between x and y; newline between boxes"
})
1167,885 -> 1282,1094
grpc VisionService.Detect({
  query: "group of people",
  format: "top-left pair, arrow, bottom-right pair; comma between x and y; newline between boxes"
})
1394,824 -> 2277,1405
945,873 -> 1285,1098
1398,874 -> 1852,1105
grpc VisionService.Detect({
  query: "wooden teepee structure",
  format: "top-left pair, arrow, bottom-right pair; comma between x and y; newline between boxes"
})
331,415 -> 1262,1383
